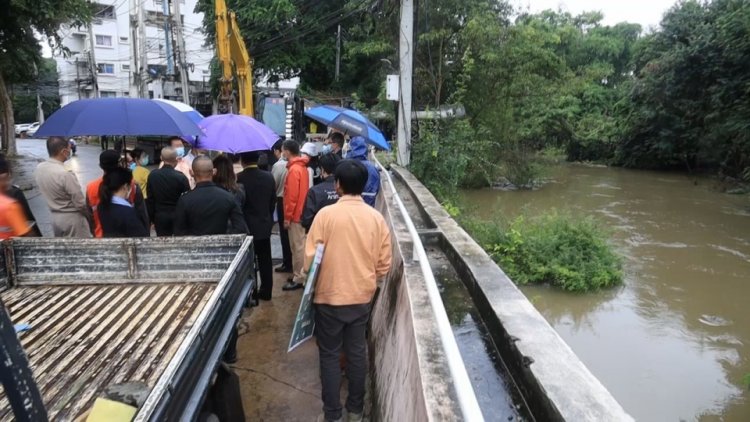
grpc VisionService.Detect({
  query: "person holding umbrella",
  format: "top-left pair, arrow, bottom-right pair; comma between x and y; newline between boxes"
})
345,136 -> 381,208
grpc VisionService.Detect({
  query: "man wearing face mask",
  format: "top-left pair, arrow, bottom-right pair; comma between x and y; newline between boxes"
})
147,147 -> 191,236
34,136 -> 92,237
129,148 -> 151,198
160,137 -> 195,188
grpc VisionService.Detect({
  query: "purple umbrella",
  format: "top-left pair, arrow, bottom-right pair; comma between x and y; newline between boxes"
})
196,113 -> 279,153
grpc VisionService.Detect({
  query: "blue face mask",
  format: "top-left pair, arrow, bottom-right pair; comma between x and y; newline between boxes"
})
128,162 -> 137,171
140,156 -> 149,166
175,147 -> 185,158
321,144 -> 333,154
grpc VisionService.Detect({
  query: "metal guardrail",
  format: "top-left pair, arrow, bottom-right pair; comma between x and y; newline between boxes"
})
374,157 -> 485,421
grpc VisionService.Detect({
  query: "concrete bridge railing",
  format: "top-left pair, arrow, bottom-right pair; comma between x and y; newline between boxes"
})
389,164 -> 633,421
367,158 -> 484,421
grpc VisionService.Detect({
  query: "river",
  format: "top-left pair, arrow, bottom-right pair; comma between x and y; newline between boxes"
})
460,164 -> 750,421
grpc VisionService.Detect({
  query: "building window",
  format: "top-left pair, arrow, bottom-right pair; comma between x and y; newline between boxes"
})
119,36 -> 129,44
100,91 -> 117,98
93,4 -> 115,19
97,63 -> 115,74
121,64 -> 131,71
95,35 -> 112,47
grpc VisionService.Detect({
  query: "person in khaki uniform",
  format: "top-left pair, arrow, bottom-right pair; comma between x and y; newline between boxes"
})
34,137 -> 91,237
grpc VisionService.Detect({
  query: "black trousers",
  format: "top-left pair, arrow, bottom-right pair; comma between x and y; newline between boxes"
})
276,197 -> 292,268
254,238 -> 273,299
154,212 -> 174,236
315,303 -> 370,420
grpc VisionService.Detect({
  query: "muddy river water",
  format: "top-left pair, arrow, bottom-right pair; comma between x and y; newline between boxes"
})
460,164 -> 750,421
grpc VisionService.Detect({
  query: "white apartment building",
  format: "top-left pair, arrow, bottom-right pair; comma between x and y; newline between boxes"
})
54,0 -> 213,111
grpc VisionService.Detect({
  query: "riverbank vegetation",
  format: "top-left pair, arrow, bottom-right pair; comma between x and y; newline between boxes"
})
407,0 -> 750,189
461,212 -> 623,292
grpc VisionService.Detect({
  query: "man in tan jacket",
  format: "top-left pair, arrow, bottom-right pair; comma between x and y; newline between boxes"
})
304,159 -> 392,422
34,137 -> 91,237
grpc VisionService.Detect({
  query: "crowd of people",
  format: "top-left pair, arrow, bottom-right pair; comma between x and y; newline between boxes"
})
0,131 -> 391,422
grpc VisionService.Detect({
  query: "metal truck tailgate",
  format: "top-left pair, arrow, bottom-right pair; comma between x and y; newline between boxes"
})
0,235 -> 254,421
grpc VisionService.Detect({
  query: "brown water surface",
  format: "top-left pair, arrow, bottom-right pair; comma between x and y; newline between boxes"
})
461,164 -> 750,421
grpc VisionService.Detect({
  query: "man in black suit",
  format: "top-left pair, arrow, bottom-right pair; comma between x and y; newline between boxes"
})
173,155 -> 248,364
146,147 -> 190,236
236,151 -> 277,300
173,156 -> 248,236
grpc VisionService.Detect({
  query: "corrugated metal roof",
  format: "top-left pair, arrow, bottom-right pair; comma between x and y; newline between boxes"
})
0,282 -> 216,421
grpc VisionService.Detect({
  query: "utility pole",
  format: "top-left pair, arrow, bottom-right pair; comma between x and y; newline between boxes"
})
335,24 -> 341,82
172,0 -> 190,103
138,0 -> 148,98
33,63 -> 44,123
397,0 -> 414,166
86,19 -> 100,98
129,0 -> 140,97
162,0 -> 174,76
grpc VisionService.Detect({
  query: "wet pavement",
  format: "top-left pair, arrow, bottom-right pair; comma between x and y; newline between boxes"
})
9,138 -> 326,420
234,272 -> 324,421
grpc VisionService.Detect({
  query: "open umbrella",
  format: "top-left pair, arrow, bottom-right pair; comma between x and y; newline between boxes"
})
196,113 -> 279,153
34,98 -> 203,138
152,98 -> 204,124
304,105 -> 390,150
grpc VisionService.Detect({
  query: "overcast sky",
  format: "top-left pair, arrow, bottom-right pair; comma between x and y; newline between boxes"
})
512,0 -> 679,30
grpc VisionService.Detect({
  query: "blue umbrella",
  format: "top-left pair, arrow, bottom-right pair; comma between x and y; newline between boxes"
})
153,98 -> 204,124
35,98 -> 203,137
304,105 -> 390,151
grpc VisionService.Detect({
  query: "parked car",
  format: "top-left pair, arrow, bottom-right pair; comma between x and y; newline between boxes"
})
24,122 -> 41,137
14,122 -> 39,136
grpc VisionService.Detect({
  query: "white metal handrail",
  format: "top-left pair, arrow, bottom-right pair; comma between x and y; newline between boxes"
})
375,157 -> 485,421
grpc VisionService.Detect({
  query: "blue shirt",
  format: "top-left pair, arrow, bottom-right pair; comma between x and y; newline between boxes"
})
112,196 -> 133,208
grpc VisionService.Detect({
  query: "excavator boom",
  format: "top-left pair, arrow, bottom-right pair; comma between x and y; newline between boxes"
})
215,0 -> 253,116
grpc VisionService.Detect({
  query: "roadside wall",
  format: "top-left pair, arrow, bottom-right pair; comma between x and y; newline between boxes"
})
391,165 -> 633,422
368,183 -> 463,421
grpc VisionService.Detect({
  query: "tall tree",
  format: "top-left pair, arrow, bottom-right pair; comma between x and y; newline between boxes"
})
0,0 -> 90,155
618,0 -> 750,177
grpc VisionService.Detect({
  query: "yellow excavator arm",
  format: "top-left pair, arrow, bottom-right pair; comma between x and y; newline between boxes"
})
215,0 -> 253,116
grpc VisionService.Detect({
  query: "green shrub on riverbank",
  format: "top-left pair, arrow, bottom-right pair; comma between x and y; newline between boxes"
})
462,212 -> 623,292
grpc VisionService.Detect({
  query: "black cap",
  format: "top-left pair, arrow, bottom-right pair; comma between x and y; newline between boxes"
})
99,150 -> 121,171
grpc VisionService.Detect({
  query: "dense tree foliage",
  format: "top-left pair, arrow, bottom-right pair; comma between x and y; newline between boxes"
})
12,59 -> 61,124
200,0 -> 750,183
618,0 -> 750,178
0,0 -> 90,155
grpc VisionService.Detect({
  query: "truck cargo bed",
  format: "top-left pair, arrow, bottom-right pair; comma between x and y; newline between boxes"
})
0,236 -> 254,421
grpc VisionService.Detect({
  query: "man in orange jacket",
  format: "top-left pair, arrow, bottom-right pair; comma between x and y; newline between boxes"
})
282,140 -> 310,291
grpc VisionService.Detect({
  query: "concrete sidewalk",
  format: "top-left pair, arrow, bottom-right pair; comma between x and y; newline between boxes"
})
235,273 -> 323,421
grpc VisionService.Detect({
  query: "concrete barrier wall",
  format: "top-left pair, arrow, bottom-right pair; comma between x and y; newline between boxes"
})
391,165 -> 633,422
369,183 -> 463,421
